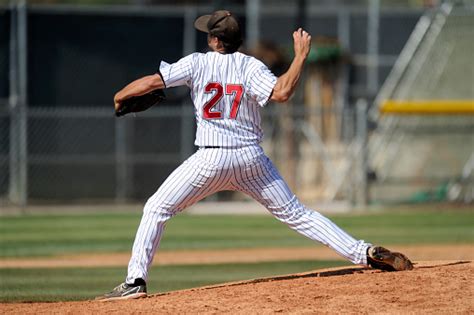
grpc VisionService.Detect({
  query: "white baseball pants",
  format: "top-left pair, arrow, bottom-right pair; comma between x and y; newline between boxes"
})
126,145 -> 370,283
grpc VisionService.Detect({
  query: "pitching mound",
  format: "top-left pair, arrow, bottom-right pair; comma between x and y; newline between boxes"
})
1,261 -> 472,314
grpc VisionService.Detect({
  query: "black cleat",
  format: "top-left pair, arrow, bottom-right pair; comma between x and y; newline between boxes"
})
95,279 -> 147,301
367,246 -> 414,271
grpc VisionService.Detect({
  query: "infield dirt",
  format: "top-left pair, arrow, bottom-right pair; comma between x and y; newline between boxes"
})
1,260 -> 472,314
1,244 -> 472,268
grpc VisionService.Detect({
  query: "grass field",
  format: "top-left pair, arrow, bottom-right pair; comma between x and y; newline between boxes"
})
1,208 -> 472,258
0,260 -> 347,302
0,206 -> 472,302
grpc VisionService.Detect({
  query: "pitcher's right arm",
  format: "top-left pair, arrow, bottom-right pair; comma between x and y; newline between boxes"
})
270,28 -> 312,103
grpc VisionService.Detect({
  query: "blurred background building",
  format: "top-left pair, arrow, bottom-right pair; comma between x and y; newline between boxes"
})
1,0 -> 472,207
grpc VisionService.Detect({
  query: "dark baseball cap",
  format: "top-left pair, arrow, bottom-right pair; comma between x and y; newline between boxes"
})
194,10 -> 242,44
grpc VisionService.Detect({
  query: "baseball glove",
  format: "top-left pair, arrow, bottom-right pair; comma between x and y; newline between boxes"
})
115,89 -> 166,117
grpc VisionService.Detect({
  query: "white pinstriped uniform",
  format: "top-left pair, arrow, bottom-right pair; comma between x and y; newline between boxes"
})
162,52 -> 274,147
126,51 -> 371,283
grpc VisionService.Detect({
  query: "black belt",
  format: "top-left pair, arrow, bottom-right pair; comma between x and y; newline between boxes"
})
203,146 -> 221,149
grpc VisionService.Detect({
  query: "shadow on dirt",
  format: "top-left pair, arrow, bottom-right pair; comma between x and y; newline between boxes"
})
200,266 -> 372,291
415,260 -> 470,269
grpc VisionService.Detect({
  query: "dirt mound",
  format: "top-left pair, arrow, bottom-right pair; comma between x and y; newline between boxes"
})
1,261 -> 472,314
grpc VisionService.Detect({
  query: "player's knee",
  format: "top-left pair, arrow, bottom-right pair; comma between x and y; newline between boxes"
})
143,197 -> 172,216
267,198 -> 306,220
143,196 -> 177,217
143,198 -> 157,214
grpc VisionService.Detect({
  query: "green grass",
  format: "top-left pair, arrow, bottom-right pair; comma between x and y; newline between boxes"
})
0,207 -> 472,303
1,208 -> 473,258
330,209 -> 474,245
0,260 -> 346,302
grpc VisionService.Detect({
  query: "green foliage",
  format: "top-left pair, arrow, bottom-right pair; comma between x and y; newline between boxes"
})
0,260 -> 347,302
1,208 -> 473,258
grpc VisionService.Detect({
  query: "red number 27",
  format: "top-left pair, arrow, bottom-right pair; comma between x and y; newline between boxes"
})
203,83 -> 243,119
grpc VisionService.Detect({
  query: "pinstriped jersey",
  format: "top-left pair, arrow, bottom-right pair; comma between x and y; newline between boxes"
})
159,51 -> 277,147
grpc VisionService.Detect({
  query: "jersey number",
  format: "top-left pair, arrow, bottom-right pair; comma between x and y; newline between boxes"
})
203,83 -> 243,119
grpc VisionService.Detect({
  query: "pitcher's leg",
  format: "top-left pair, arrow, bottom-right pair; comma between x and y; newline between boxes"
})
235,152 -> 370,265
127,150 -> 229,283
269,195 -> 370,265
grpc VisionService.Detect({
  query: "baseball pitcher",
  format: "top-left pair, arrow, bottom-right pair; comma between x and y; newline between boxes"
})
96,10 -> 412,301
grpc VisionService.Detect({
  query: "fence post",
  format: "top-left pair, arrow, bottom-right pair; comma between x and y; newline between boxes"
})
246,0 -> 260,50
356,99 -> 369,206
115,118 -> 128,202
9,0 -> 28,207
367,0 -> 380,96
8,1 -> 18,205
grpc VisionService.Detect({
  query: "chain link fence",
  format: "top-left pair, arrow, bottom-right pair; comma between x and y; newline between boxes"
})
3,104 -> 365,204
26,107 -> 190,201
2,2 -> 437,206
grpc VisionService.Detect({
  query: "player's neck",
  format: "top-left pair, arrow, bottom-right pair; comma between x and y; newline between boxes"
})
209,41 -> 226,54
211,47 -> 227,54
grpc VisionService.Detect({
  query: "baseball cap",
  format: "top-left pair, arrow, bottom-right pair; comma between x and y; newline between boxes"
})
194,10 -> 242,45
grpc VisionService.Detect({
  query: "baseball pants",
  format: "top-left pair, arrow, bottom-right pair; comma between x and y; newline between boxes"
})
126,145 -> 370,283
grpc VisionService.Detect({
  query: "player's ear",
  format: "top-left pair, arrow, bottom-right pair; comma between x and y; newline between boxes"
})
208,34 -> 218,42
207,34 -> 213,45
207,35 -> 219,50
